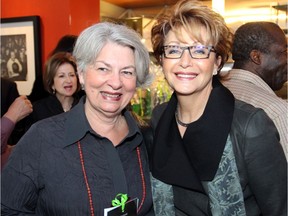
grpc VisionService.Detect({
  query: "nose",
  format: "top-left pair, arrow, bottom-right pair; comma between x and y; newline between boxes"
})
179,49 -> 193,68
107,71 -> 122,90
65,75 -> 73,83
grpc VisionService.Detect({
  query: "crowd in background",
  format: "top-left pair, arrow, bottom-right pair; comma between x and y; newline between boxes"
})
1,35 -> 27,81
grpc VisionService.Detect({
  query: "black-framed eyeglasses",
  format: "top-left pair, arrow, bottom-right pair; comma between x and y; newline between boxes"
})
163,45 -> 216,59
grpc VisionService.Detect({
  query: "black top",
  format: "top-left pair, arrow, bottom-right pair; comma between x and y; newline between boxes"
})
151,77 -> 234,192
1,97 -> 154,216
25,94 -> 79,131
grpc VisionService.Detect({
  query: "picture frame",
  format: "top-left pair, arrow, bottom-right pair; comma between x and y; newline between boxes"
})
1,16 -> 42,95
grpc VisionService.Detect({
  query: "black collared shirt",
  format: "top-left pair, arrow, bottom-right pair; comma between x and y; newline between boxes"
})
1,97 -> 154,216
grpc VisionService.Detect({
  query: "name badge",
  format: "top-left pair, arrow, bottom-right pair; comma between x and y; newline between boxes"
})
104,198 -> 138,216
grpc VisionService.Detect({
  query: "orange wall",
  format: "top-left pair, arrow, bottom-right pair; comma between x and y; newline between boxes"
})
1,0 -> 100,65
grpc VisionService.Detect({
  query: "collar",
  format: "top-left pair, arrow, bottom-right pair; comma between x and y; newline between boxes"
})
152,77 -> 235,191
64,96 -> 91,146
64,96 -> 142,149
228,69 -> 275,94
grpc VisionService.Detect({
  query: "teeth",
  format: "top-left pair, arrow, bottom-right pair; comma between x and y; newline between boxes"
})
177,74 -> 196,78
102,92 -> 120,98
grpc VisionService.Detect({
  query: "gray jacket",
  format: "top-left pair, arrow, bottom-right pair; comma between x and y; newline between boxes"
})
146,99 -> 287,216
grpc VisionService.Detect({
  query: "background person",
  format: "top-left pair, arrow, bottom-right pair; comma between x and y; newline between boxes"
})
1,22 -> 154,215
50,34 -> 78,55
1,78 -> 19,117
148,0 -> 287,215
25,52 -> 80,130
18,48 -> 28,80
28,34 -> 78,103
48,34 -> 85,98
1,95 -> 32,168
1,78 -> 27,145
6,51 -> 22,79
221,21 -> 287,157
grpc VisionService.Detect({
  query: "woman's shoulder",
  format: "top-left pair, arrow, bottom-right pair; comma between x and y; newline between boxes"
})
233,99 -> 268,119
31,112 -> 66,129
32,95 -> 62,117
24,112 -> 67,145
33,95 -> 58,107
232,99 -> 279,141
150,102 -> 168,128
151,102 -> 168,118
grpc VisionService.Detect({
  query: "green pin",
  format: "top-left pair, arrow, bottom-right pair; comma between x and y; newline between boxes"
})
111,193 -> 128,212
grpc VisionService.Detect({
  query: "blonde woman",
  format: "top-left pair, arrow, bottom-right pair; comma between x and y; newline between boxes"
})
148,0 -> 287,215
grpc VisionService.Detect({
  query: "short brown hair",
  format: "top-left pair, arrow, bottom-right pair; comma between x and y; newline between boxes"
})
43,52 -> 79,94
151,0 -> 233,71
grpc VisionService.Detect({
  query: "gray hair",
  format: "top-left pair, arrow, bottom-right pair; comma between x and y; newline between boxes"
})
73,22 -> 152,87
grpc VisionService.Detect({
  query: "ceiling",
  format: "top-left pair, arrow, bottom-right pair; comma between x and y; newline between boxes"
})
101,0 -> 287,32
104,0 -> 180,8
101,0 -> 287,18
103,0 -> 287,13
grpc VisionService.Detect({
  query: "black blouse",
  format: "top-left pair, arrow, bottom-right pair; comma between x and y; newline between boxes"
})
1,97 -> 154,216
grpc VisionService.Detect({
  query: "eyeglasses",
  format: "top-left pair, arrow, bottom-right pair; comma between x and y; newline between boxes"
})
163,45 -> 216,59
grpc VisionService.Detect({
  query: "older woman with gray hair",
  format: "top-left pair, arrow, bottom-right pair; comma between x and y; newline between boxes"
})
1,22 -> 154,216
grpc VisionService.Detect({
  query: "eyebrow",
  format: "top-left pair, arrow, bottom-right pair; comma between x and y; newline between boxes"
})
122,65 -> 136,70
95,61 -> 135,70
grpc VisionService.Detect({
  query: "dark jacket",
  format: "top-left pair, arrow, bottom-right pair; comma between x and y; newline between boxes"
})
146,99 -> 287,216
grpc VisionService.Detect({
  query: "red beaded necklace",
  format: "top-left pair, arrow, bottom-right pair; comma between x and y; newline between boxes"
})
77,141 -> 146,216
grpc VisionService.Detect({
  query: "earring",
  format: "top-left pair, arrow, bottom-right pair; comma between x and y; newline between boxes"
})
52,89 -> 56,94
213,69 -> 218,75
81,83 -> 85,90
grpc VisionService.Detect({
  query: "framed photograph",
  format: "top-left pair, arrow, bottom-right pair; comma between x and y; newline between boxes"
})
1,16 -> 41,95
